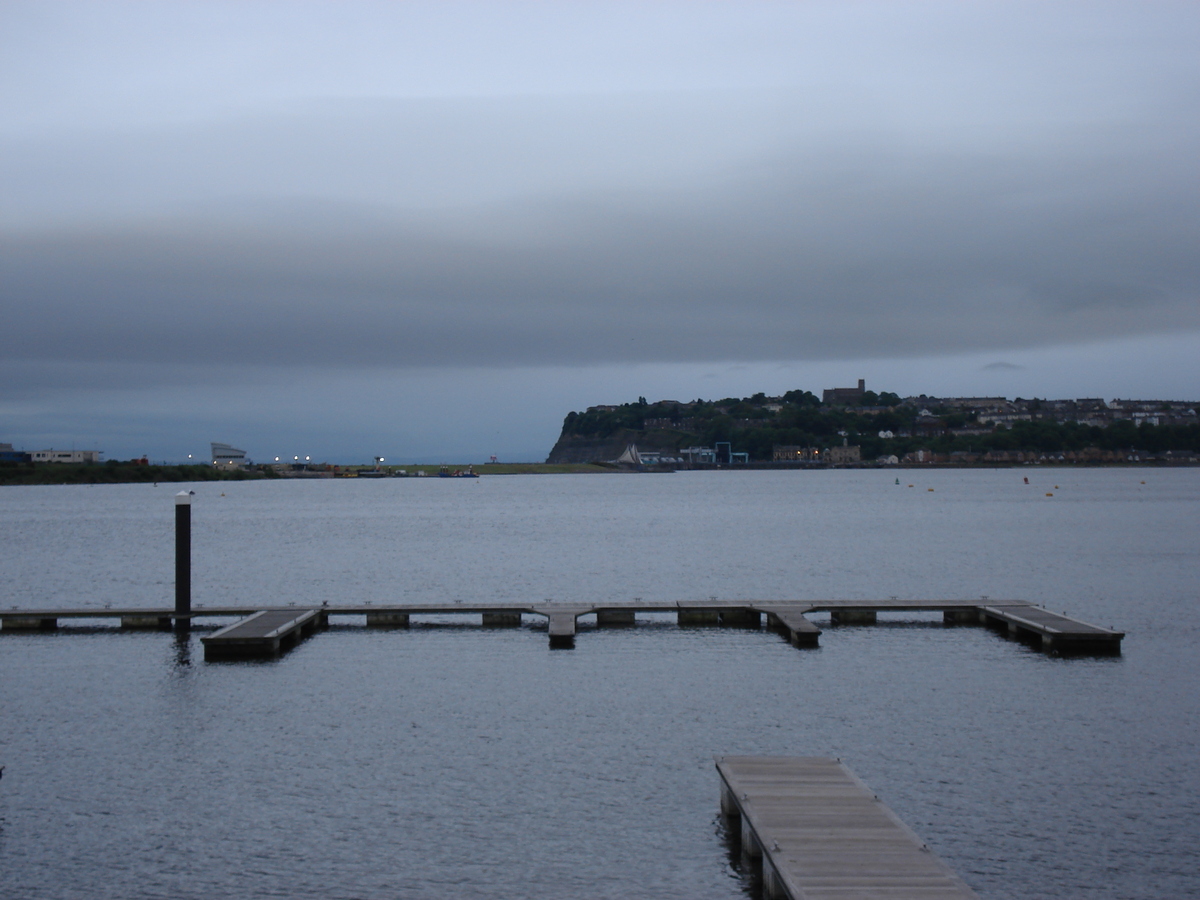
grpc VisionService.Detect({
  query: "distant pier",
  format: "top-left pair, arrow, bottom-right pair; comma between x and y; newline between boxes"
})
0,598 -> 1123,661
717,756 -> 979,899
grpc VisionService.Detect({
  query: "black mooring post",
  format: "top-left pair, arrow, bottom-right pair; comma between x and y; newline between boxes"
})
175,491 -> 191,629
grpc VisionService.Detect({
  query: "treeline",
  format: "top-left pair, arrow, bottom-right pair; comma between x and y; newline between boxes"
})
0,461 -> 279,486
562,394 -> 916,446
558,393 -> 1200,460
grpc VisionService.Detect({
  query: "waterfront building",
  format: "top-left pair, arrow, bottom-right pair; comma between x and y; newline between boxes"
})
211,442 -> 249,468
29,449 -> 100,463
772,446 -> 820,462
824,445 -> 862,465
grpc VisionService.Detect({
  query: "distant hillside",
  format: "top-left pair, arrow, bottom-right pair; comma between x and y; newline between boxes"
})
546,390 -> 1200,465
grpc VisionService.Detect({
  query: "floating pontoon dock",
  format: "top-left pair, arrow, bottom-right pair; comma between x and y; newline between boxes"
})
0,598 -> 1123,661
201,608 -> 325,660
718,756 -> 979,899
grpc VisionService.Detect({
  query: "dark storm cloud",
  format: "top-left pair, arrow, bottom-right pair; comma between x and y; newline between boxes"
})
3,94 -> 1198,374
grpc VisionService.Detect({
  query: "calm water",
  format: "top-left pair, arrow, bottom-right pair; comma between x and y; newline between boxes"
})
1,469 -> 1198,899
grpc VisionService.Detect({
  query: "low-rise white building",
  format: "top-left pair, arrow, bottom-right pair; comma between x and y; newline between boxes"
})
211,442 -> 249,468
30,449 -> 101,463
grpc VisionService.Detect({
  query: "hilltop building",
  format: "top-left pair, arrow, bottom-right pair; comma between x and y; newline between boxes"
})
823,379 -> 865,405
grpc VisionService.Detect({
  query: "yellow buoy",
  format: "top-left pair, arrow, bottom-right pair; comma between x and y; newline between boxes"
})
1046,492 -> 1053,496
927,488 -> 934,492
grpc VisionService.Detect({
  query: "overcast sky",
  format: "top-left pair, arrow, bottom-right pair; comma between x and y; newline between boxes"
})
2,1 -> 1198,462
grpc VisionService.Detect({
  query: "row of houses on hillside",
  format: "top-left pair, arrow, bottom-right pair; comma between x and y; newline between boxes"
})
772,445 -> 863,465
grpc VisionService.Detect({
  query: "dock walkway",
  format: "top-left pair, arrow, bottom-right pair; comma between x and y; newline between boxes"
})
717,756 -> 978,899
978,602 -> 1120,653
200,608 -> 324,660
1,598 -> 1123,659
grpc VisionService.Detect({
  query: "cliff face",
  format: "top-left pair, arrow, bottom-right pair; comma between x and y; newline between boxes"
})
545,428 -> 688,464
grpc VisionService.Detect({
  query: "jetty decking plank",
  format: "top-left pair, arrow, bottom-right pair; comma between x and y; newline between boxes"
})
717,756 -> 979,900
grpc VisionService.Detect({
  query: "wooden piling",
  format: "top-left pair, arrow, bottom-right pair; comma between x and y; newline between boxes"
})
174,491 -> 191,629
365,612 -> 410,627
830,608 -> 877,625
482,612 -> 522,627
596,609 -> 636,626
677,607 -> 720,625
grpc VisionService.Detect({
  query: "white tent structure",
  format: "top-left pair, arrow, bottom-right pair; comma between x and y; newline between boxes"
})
615,444 -> 642,465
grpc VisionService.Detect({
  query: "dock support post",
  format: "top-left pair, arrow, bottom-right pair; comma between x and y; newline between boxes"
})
366,612 -> 410,627
2,617 -> 58,631
174,491 -> 191,631
597,609 -> 635,627
762,858 -> 788,900
943,609 -> 977,625
831,609 -> 876,625
720,783 -> 739,818
720,608 -> 761,628
740,818 -> 762,859
678,608 -> 720,626
482,612 -> 522,627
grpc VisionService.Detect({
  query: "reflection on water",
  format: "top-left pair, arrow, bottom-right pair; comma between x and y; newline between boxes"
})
0,469 -> 1198,899
171,631 -> 192,668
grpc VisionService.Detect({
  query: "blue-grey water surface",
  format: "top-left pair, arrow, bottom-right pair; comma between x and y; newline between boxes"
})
1,469 -> 1198,898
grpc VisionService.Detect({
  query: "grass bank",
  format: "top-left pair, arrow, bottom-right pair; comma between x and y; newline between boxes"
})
0,462 -> 279,486
358,463 -> 615,476
475,463 -> 615,475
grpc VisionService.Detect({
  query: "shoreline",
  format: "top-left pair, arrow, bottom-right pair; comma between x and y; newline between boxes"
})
3,459 -> 1196,486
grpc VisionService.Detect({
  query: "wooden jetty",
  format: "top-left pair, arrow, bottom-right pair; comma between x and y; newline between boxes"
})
717,756 -> 979,899
977,602 -> 1122,654
0,598 -> 1123,660
200,608 -> 325,661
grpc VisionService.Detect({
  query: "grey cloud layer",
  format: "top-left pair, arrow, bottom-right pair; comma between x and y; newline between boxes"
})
3,95 -> 1198,371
